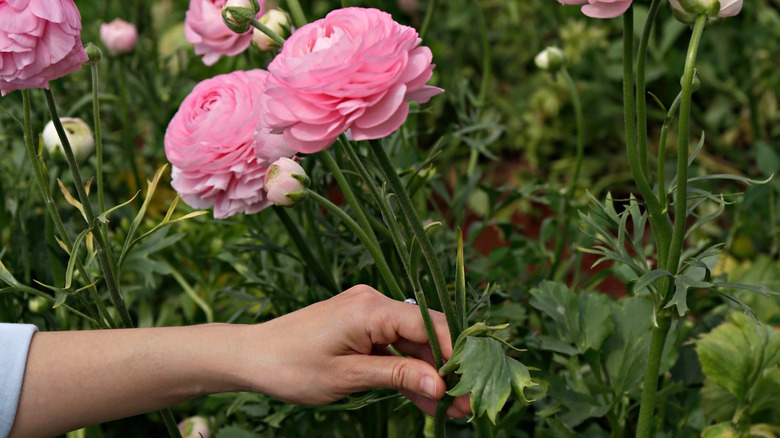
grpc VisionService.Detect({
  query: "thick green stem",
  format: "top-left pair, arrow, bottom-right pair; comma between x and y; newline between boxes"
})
636,0 -> 663,182
21,90 -> 113,328
635,316 -> 672,438
433,394 -> 452,438
285,0 -> 307,28
550,68 -> 585,279
370,142 -> 462,343
623,8 -> 671,273
307,191 -> 405,301
273,207 -> 340,294
657,92 -> 682,213
665,15 -> 707,276
44,89 -> 132,328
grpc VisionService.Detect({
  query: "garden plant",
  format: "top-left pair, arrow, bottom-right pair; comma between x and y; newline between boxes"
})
1,0 -> 779,437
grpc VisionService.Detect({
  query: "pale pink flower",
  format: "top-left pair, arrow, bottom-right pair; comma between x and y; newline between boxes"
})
0,0 -> 89,96
264,157 -> 308,206
185,0 -> 265,66
558,0 -> 632,19
260,7 -> 444,153
164,69 -> 291,219
100,18 -> 138,55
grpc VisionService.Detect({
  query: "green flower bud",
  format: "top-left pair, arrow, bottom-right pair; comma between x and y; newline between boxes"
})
222,0 -> 260,34
85,43 -> 103,65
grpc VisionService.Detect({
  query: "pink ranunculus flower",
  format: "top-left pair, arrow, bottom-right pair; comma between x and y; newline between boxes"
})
100,18 -> 138,55
165,69 -> 291,219
185,0 -> 265,66
260,7 -> 444,154
0,0 -> 89,96
558,0 -> 632,19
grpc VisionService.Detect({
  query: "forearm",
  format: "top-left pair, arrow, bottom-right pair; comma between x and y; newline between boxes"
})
9,323 -> 249,438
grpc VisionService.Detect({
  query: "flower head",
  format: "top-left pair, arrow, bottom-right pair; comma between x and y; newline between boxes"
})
264,157 -> 309,206
0,0 -> 89,96
260,7 -> 444,153
164,69 -> 292,218
669,0 -> 743,23
42,117 -> 95,163
100,18 -> 138,55
185,0 -> 265,66
557,0 -> 633,19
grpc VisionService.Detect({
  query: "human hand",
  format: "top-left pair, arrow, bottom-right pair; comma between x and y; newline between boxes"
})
232,285 -> 471,418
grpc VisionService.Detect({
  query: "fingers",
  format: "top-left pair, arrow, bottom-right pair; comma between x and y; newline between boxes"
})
401,390 -> 472,418
342,354 -> 445,400
341,285 -> 454,358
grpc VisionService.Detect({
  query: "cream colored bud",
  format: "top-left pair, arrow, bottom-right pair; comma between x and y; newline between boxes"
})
534,46 -> 566,72
42,118 -> 95,163
252,9 -> 292,50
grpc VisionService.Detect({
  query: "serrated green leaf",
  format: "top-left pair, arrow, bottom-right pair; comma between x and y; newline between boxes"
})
530,281 -> 614,354
632,269 -> 673,295
446,336 -> 535,423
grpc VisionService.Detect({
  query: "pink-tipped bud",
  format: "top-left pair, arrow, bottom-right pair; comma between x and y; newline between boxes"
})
264,157 -> 309,206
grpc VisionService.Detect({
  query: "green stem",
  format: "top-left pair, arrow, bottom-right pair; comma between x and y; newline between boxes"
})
370,142 -> 462,344
91,63 -> 112,255
319,149 -> 383,255
433,394 -> 451,438
307,191 -> 405,301
420,0 -> 437,40
623,7 -> 671,274
43,90 -> 180,436
635,316 -> 672,438
273,206 -> 340,294
636,0 -> 663,182
21,90 -> 113,329
285,0 -> 307,28
250,18 -> 286,47
657,92 -> 682,213
665,15 -> 707,277
337,139 -> 445,370
116,59 -> 142,205
44,88 -> 133,329
550,68 -> 585,280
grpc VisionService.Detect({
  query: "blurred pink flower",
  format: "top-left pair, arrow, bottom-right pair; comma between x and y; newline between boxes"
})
184,0 -> 265,66
165,69 -> 292,219
100,18 -> 138,55
0,0 -> 89,96
558,0 -> 632,18
260,7 -> 444,153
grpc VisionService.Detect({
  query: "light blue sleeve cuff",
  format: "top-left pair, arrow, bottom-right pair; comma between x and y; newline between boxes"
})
0,323 -> 38,438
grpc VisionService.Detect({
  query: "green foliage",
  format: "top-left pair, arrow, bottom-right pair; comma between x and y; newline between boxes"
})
443,323 -> 535,424
697,313 -> 780,426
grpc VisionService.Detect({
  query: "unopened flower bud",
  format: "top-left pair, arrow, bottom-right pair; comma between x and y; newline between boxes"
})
534,46 -> 566,72
178,416 -> 211,438
252,9 -> 292,50
100,19 -> 138,55
668,0 -> 742,23
222,0 -> 260,34
84,43 -> 103,65
42,118 -> 95,163
264,157 -> 309,206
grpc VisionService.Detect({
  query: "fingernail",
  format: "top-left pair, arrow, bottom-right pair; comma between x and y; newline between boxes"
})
420,376 -> 436,398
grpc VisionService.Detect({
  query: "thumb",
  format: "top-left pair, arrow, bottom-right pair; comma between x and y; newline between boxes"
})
348,355 -> 446,400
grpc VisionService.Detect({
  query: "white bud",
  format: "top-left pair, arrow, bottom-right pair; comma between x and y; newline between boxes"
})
534,46 -> 566,72
178,416 -> 211,438
252,9 -> 292,50
42,118 -> 95,163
